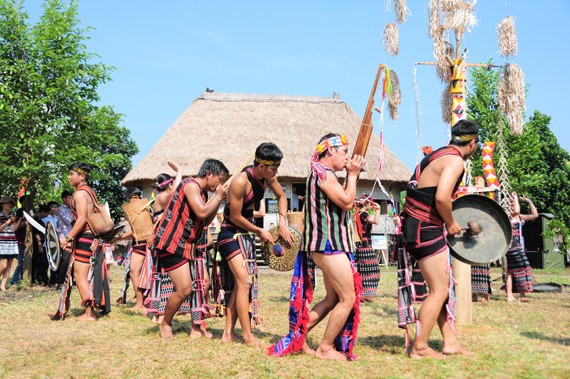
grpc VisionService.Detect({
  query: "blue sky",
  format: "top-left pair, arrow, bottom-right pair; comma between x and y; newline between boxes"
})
26,0 -> 570,170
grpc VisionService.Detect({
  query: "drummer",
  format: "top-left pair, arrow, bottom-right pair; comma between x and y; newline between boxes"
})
400,119 -> 479,359
217,142 -> 293,348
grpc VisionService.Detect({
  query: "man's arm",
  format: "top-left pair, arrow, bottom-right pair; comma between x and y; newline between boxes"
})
319,155 -> 364,211
266,177 -> 293,246
228,173 -> 273,242
59,191 -> 89,248
435,156 -> 464,235
184,181 -> 226,224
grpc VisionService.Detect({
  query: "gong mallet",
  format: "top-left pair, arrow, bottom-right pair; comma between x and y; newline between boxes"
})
462,220 -> 483,236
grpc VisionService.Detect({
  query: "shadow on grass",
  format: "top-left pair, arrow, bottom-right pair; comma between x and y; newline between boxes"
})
268,295 -> 289,303
521,331 -> 570,346
358,335 -> 407,354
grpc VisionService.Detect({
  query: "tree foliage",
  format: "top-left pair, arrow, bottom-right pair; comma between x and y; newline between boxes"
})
468,64 -> 570,248
0,0 -> 137,219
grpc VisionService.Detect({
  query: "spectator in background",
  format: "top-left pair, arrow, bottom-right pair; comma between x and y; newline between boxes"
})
32,204 -> 49,285
9,207 -> 27,285
0,196 -> 23,290
54,191 -> 74,288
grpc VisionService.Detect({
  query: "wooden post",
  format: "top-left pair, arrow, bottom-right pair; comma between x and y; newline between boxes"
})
22,223 -> 33,286
453,258 -> 472,324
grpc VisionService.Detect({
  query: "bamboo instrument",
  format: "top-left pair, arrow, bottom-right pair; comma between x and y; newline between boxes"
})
352,64 -> 385,158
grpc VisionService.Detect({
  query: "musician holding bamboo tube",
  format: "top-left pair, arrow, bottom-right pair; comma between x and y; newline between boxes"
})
217,142 -> 293,348
269,133 -> 365,361
400,120 -> 479,359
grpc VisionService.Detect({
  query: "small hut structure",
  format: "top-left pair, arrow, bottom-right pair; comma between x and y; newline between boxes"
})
122,92 -> 412,227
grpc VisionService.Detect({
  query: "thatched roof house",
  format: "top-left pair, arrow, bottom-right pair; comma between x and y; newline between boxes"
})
123,92 -> 411,215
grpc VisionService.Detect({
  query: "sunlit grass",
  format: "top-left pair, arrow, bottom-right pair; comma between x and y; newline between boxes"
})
0,265 -> 568,378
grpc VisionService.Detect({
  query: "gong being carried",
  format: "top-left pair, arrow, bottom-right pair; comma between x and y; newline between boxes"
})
448,194 -> 512,265
265,226 -> 301,272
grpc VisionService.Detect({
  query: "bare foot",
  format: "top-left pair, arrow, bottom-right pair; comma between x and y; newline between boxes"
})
0,287 -> 6,292
130,304 -> 144,313
520,297 -> 531,303
244,335 -> 264,349
443,344 -> 475,356
302,341 -> 316,356
409,346 -> 446,359
221,332 -> 240,343
189,324 -> 213,339
159,322 -> 173,339
315,346 -> 348,361
506,297 -> 517,302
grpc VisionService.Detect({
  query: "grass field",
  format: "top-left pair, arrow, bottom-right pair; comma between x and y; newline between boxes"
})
0,264 -> 569,378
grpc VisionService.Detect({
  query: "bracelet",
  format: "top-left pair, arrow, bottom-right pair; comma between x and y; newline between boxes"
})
65,235 -> 73,243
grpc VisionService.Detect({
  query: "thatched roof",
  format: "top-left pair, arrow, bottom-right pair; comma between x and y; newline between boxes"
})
122,92 -> 412,185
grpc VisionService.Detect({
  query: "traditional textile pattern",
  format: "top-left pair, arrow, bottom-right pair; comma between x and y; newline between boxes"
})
505,221 -> 533,293
301,168 -> 353,253
410,257 -> 428,303
0,213 -> 18,257
145,261 -> 191,316
471,264 -> 492,294
190,232 -> 212,325
51,254 -> 75,320
154,177 -> 206,259
238,233 -> 261,328
84,239 -> 111,315
268,251 -> 362,360
355,211 -> 380,298
397,246 -> 417,348
74,232 -> 96,264
211,251 -> 234,317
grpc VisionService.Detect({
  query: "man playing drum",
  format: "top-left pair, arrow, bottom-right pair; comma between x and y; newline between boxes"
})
401,119 -> 479,358
217,142 -> 293,348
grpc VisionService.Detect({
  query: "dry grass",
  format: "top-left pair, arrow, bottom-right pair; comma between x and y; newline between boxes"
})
0,265 -> 569,378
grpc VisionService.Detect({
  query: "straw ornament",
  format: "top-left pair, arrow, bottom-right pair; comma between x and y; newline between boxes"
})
394,0 -> 409,24
498,63 -> 525,135
497,16 -> 518,58
382,22 -> 399,57
441,83 -> 453,125
428,0 -> 441,38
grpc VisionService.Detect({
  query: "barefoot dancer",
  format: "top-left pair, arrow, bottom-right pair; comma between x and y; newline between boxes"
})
114,187 -> 150,311
269,133 -> 365,361
54,163 -> 111,321
217,142 -> 293,348
153,159 -> 228,339
400,120 -> 479,358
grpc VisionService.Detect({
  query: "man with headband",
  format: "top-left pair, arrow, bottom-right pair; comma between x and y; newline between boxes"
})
53,162 -> 111,321
269,133 -> 365,361
400,119 -> 479,359
217,142 -> 293,348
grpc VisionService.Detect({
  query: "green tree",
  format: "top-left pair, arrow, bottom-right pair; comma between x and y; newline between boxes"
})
467,65 -> 570,248
0,0 -> 137,218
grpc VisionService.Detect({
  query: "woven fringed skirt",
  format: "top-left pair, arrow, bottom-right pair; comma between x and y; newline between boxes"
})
471,264 -> 492,294
355,242 -> 380,299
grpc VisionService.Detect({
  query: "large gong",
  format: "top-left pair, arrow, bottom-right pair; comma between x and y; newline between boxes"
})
448,194 -> 512,265
265,226 -> 301,272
